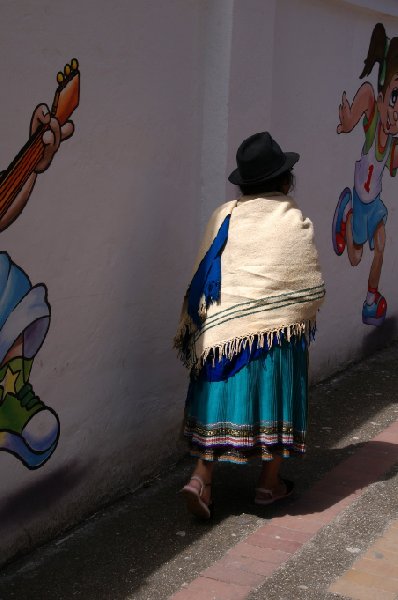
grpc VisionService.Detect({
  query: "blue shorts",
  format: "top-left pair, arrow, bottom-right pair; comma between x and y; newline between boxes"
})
352,188 -> 388,250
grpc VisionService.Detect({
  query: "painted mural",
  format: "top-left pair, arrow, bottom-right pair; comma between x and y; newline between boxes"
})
0,60 -> 80,469
333,23 -> 398,326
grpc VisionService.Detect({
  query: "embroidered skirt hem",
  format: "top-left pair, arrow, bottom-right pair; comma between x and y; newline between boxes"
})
188,445 -> 305,464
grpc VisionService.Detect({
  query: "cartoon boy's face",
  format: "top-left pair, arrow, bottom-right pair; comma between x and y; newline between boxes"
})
378,74 -> 398,135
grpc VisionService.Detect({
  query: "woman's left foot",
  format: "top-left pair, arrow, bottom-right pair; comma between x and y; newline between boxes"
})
254,478 -> 294,506
179,475 -> 212,519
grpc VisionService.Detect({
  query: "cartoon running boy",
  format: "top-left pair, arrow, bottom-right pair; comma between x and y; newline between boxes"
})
333,23 -> 398,326
0,70 -> 76,469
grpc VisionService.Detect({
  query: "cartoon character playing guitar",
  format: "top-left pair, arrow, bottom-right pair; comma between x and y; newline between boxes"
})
0,59 -> 80,468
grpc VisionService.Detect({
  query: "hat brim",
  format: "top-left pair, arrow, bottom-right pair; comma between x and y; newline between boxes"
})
228,152 -> 300,186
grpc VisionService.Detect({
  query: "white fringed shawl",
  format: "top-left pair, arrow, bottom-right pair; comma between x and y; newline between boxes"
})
175,193 -> 325,371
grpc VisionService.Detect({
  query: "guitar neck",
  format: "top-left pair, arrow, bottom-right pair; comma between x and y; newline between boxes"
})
0,60 -> 79,222
0,129 -> 45,220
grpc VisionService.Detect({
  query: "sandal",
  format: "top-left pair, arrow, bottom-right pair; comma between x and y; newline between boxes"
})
179,475 -> 212,519
254,478 -> 295,506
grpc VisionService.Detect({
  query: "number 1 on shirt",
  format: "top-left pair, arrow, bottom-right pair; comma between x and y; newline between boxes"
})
364,164 -> 374,193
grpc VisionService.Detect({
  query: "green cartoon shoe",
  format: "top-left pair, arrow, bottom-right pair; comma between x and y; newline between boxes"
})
0,358 -> 60,469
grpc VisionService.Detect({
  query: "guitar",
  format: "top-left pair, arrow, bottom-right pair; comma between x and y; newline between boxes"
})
0,59 -> 80,220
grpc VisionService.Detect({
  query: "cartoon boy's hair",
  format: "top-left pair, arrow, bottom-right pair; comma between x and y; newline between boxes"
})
360,22 -> 398,95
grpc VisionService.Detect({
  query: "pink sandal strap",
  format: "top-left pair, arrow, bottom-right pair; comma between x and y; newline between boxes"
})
255,487 -> 273,498
188,475 -> 211,497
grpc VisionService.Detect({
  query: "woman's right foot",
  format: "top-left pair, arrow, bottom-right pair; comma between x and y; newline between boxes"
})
254,478 -> 294,506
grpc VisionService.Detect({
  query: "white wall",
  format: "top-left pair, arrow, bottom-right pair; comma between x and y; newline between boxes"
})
0,0 -> 209,564
1,0 -> 398,564
266,0 -> 398,377
224,0 -> 398,378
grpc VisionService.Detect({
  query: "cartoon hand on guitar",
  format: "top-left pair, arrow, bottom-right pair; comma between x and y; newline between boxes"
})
0,59 -> 80,230
30,103 -> 74,174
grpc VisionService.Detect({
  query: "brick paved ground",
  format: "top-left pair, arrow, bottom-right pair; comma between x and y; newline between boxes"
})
170,420 -> 398,600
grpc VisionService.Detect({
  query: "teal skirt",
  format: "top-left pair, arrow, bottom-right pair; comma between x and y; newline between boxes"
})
184,337 -> 309,464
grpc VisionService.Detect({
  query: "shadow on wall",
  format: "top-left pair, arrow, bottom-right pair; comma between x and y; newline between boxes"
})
361,316 -> 398,356
0,460 -> 90,524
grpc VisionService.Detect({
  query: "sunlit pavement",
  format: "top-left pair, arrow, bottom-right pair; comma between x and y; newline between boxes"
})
1,342 -> 398,600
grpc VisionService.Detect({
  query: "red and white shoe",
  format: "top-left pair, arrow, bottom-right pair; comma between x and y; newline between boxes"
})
362,292 -> 387,326
332,188 -> 352,256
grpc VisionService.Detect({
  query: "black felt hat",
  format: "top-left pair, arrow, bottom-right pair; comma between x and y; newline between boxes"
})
228,132 -> 299,185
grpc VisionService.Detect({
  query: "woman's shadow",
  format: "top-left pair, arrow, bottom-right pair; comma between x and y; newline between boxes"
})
207,440 -> 397,522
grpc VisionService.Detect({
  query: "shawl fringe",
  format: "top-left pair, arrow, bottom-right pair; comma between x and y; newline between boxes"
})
174,318 -> 317,373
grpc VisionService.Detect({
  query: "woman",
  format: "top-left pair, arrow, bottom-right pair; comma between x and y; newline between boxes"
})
175,132 -> 325,518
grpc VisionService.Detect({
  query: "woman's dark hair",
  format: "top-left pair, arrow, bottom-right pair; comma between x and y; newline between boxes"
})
239,169 -> 294,196
360,23 -> 398,95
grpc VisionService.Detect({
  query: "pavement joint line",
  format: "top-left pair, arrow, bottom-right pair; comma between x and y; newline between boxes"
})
169,418 -> 398,600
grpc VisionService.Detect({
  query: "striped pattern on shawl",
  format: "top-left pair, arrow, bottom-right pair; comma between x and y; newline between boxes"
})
175,193 -> 325,372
